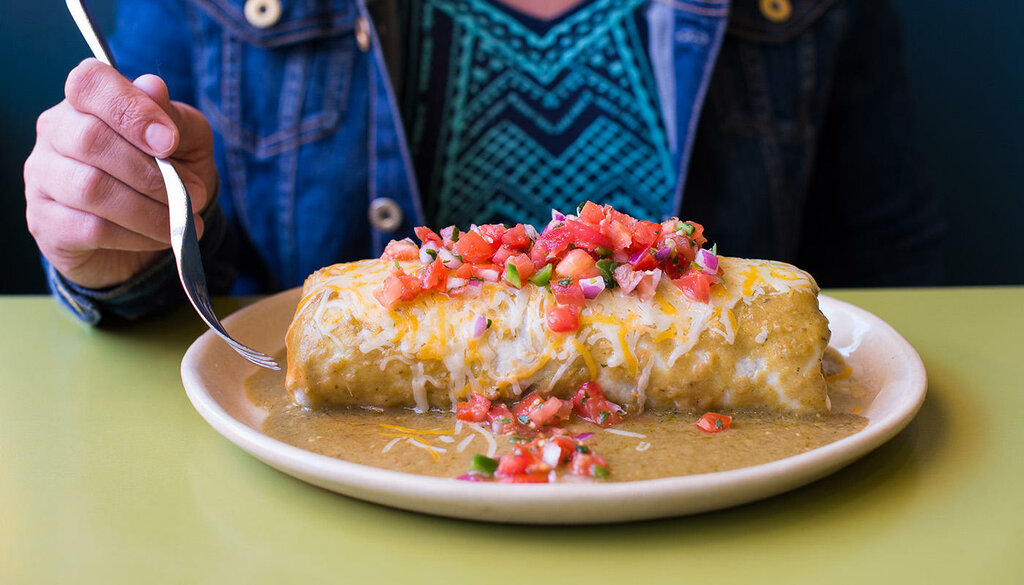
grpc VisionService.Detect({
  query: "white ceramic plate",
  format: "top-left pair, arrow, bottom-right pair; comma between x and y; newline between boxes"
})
181,291 -> 926,524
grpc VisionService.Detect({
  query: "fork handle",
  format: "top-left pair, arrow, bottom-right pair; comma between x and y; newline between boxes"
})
65,0 -> 119,70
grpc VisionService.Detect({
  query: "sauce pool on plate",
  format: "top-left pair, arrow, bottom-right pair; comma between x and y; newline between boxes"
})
245,349 -> 869,482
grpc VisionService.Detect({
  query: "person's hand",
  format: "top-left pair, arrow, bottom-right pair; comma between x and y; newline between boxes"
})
25,58 -> 217,290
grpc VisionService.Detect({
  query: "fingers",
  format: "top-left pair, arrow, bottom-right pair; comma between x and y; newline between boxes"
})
27,194 -> 170,255
37,154 -> 173,245
40,101 -> 212,211
65,58 -> 179,158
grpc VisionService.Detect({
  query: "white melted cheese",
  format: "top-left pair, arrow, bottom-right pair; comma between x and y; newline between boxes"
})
294,257 -> 817,410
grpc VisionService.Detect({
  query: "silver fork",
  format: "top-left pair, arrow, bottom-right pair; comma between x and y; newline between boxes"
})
66,0 -> 281,370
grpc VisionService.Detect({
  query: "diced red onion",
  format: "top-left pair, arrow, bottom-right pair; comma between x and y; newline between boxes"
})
579,276 -> 606,299
456,474 -> 484,482
695,248 -> 719,273
476,268 -> 500,282
551,209 -> 565,222
463,280 -> 483,298
437,248 -> 462,269
446,276 -> 468,290
653,246 -> 671,262
575,432 -> 594,440
469,314 -> 488,339
542,441 -> 563,467
628,248 -> 647,265
419,241 -> 439,264
613,249 -> 631,263
524,224 -> 540,240
440,226 -> 455,240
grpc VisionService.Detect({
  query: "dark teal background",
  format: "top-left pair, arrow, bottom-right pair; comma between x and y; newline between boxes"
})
2,1 -> 1021,293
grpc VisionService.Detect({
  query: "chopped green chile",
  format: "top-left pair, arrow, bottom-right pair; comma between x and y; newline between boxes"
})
471,454 -> 499,476
504,263 -> 521,288
592,465 -> 610,479
596,258 -> 618,288
679,223 -> 695,236
530,264 -> 553,286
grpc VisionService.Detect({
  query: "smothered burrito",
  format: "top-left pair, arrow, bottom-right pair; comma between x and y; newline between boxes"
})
285,203 -> 830,415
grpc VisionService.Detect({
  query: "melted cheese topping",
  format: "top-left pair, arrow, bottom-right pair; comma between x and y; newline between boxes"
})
293,257 -> 817,411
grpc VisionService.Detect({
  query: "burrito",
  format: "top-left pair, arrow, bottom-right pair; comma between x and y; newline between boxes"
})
285,203 -> 831,415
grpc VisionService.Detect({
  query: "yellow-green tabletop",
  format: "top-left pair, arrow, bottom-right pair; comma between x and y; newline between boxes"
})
2,288 -> 1022,584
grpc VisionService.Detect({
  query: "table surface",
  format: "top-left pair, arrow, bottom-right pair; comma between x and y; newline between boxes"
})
2,288 -> 1022,584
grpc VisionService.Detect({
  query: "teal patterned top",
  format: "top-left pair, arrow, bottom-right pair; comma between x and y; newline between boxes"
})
399,0 -> 676,228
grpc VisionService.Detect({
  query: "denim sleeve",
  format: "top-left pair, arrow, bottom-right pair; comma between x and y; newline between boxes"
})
796,0 -> 947,287
45,198 -> 236,324
108,0 -> 195,102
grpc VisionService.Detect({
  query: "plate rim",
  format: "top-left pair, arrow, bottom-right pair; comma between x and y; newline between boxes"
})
181,291 -> 927,522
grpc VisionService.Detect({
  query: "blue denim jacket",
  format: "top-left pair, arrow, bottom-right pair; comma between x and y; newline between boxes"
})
48,0 -> 946,324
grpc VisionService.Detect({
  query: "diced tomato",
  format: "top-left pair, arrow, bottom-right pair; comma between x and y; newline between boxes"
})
673,271 -> 712,303
485,404 -> 516,434
529,241 -> 551,267
569,452 -> 608,477
454,230 -> 494,264
478,224 -> 507,246
564,220 -> 612,253
571,382 -> 623,427
414,226 -> 442,245
501,224 -> 532,249
512,392 -> 544,419
421,258 -> 447,292
554,249 -> 601,280
527,397 -> 572,427
550,435 -> 577,463
491,244 -> 516,267
695,412 -> 733,433
398,274 -> 422,301
373,274 -> 406,308
500,472 -> 550,484
456,392 -> 492,422
382,239 -> 419,261
496,447 -> 549,477
533,224 -> 574,260
578,201 -> 605,225
546,304 -> 580,332
629,248 -> 658,271
687,221 -> 707,248
601,217 -> 633,250
631,221 -> 662,250
551,280 -> 585,306
507,253 -> 535,281
455,263 -> 475,279
373,273 -> 421,307
605,206 -> 637,229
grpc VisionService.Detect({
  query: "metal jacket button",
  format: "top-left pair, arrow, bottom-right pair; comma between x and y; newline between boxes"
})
759,0 -> 792,23
244,0 -> 282,29
368,198 -> 403,232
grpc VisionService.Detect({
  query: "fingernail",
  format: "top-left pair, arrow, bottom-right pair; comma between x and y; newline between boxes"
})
145,124 -> 174,155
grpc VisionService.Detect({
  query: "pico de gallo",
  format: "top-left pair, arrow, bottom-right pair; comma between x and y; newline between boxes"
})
454,381 -> 623,483
375,202 -> 724,333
